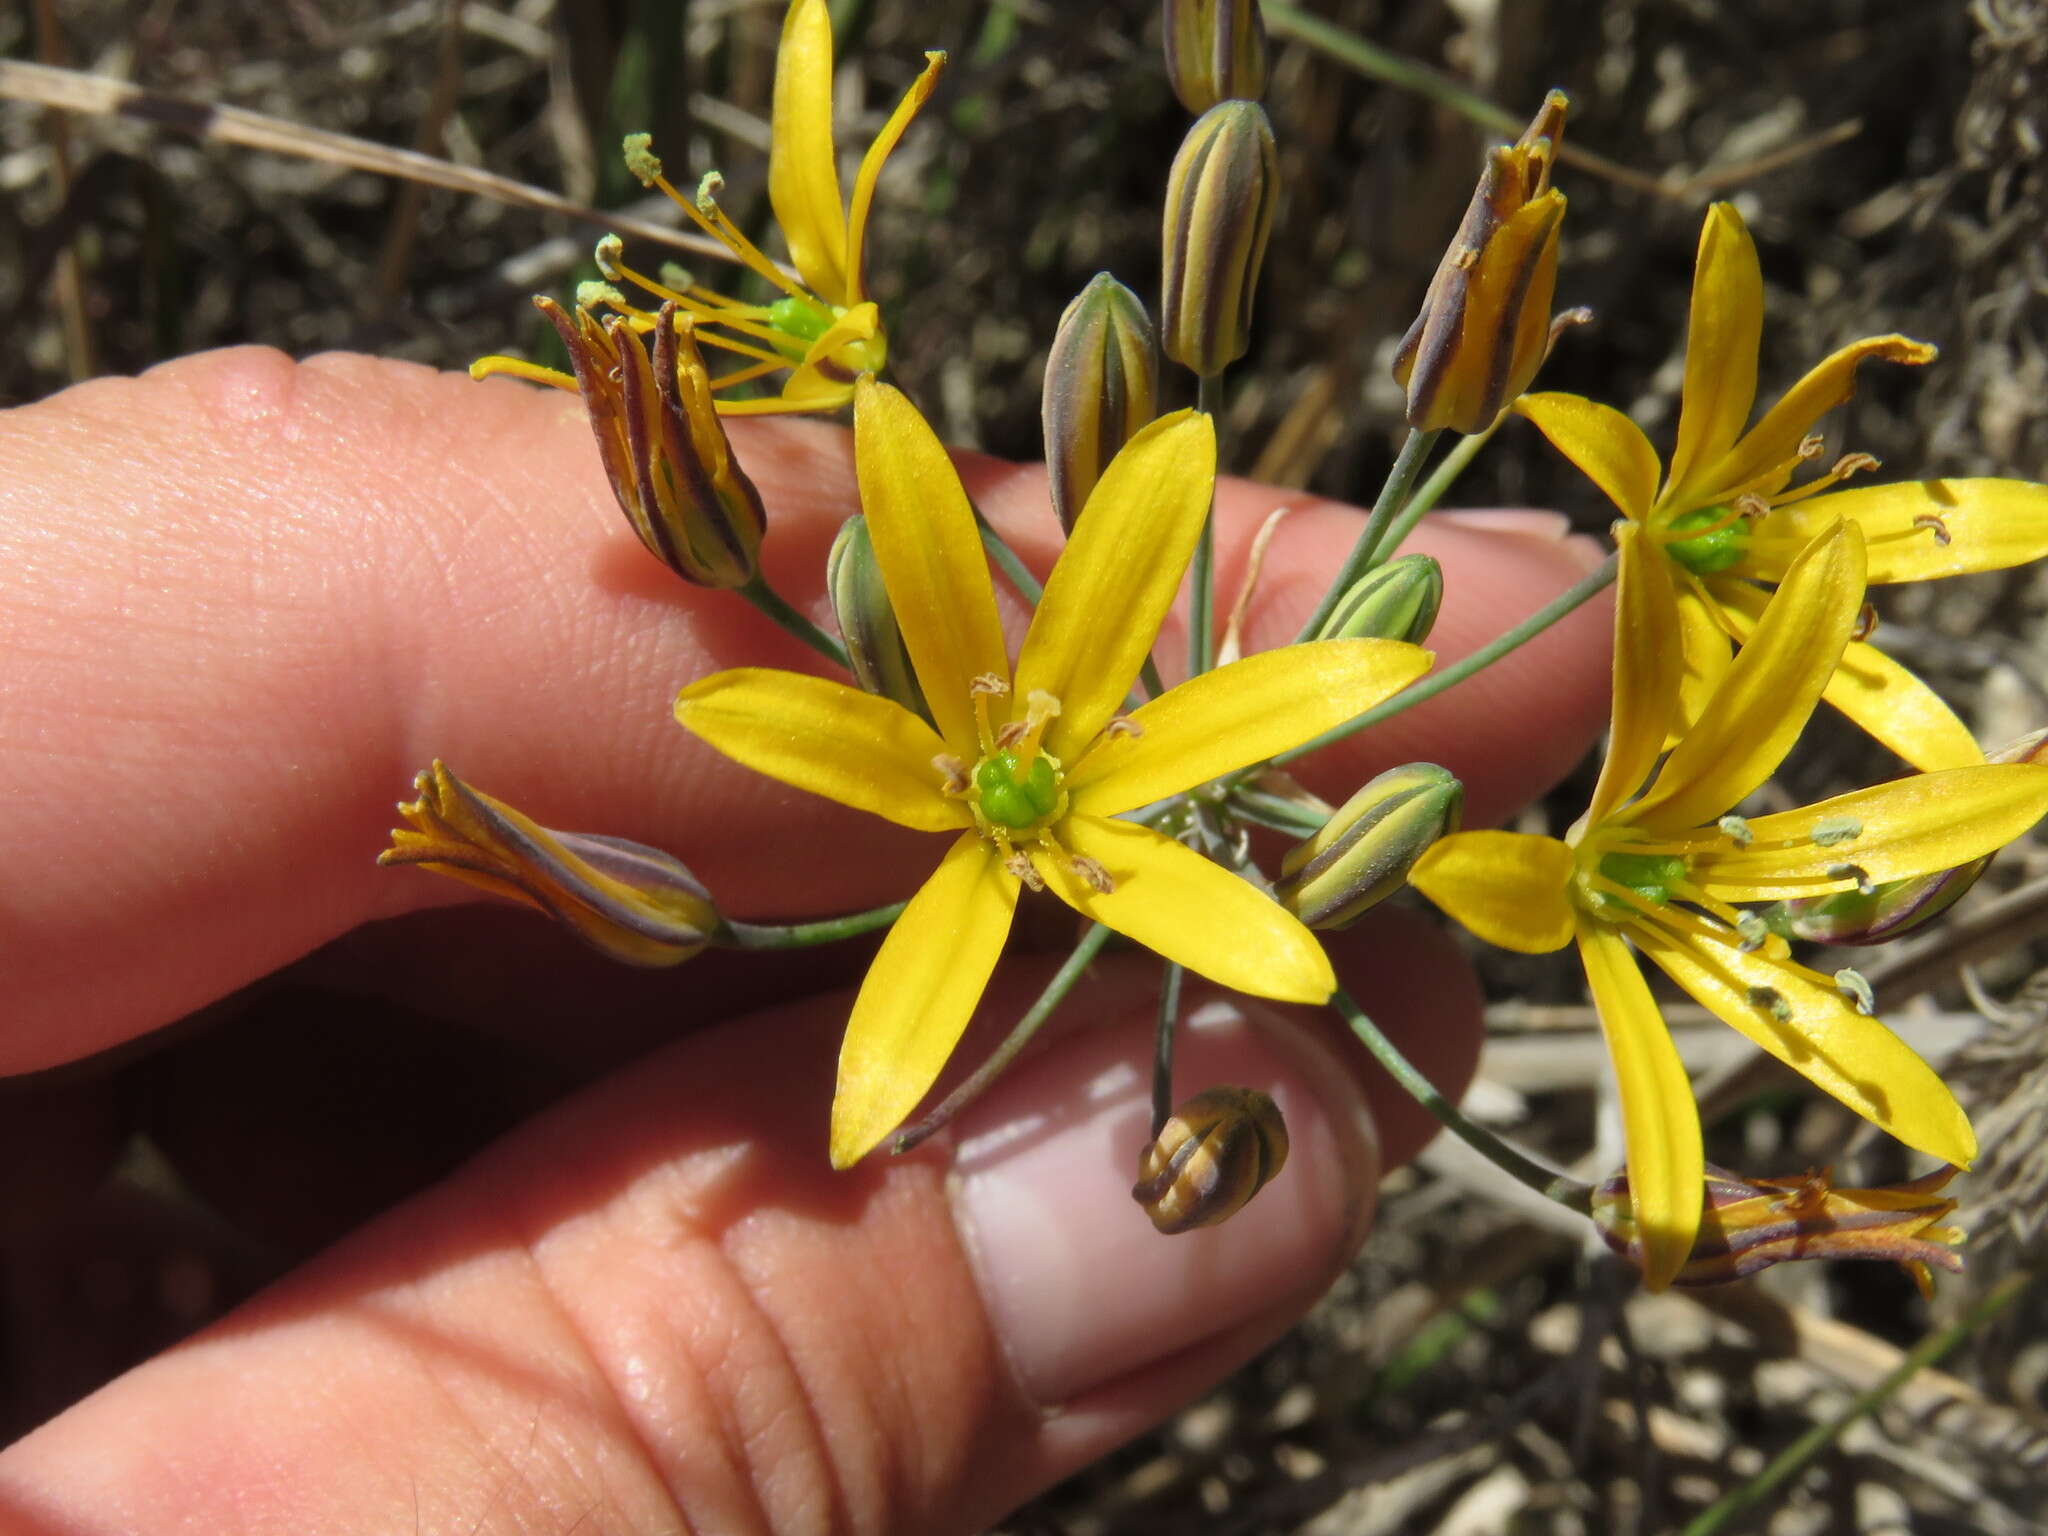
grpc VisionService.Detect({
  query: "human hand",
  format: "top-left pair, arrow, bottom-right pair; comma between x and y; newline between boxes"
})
0,348 -> 1609,1532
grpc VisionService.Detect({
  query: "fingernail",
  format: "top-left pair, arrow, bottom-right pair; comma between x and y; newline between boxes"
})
947,999 -> 1378,1406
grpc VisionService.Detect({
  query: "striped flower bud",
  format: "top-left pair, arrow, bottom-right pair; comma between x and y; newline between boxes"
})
1163,0 -> 1268,113
1771,727 -> 2048,945
1392,90 -> 1570,434
1133,1086 -> 1290,1233
1043,273 -> 1161,533
1313,553 -> 1444,645
379,762 -> 719,967
1275,763 -> 1462,929
827,514 -> 930,720
1160,100 -> 1279,378
536,295 -> 766,588
1593,1164 -> 1963,1296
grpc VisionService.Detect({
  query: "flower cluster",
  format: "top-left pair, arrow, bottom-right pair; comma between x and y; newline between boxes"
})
385,0 -> 2048,1297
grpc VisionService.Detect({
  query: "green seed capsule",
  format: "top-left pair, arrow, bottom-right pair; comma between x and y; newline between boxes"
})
1275,763 -> 1462,929
1160,101 -> 1279,379
1163,0 -> 1269,113
1043,273 -> 1160,533
827,515 -> 931,722
1314,554 -> 1444,644
1132,1086 -> 1289,1234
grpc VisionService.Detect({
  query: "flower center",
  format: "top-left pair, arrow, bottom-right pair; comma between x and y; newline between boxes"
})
1657,504 -> 1751,576
974,750 -> 1061,829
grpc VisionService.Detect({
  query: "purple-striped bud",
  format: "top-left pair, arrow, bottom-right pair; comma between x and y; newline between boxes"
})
380,762 -> 719,967
1133,1086 -> 1289,1233
1160,100 -> 1279,378
1393,91 -> 1569,434
1593,1164 -> 1964,1296
1043,273 -> 1160,533
1163,0 -> 1268,113
1275,763 -> 1461,928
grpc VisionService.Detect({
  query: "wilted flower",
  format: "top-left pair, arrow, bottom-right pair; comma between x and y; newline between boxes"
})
380,762 -> 719,967
1133,1085 -> 1290,1232
1392,91 -> 1569,435
474,0 -> 943,413
1593,1164 -> 1963,1296
1312,553 -> 1445,645
1276,762 -> 1462,928
1043,272 -> 1160,532
1411,520 -> 2048,1288
1162,0 -> 1269,113
1519,199 -> 2048,769
1161,99 -> 1279,377
677,380 -> 1431,1165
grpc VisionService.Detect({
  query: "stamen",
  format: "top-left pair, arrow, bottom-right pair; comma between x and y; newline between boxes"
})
1827,862 -> 1876,896
1852,603 -> 1879,642
1007,690 -> 1063,782
1735,910 -> 1771,952
1914,513 -> 1953,547
1106,717 -> 1144,739
933,754 -> 970,796
1835,968 -> 1876,1015
970,674 -> 1010,755
1796,434 -> 1826,463
1718,813 -> 1754,848
1004,849 -> 1043,890
1811,816 -> 1863,847
1067,854 -> 1115,894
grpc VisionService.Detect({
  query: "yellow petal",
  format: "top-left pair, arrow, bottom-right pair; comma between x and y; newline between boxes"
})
831,833 -> 1018,1166
1577,921 -> 1703,1291
1664,203 -> 1762,506
1587,526 -> 1684,826
1515,392 -> 1661,520
1670,581 -> 1735,747
842,50 -> 946,307
1691,763 -> 2048,899
675,667 -> 968,832
1014,410 -> 1217,759
768,0 -> 849,305
1409,831 -> 1575,953
1041,815 -> 1335,1004
1696,334 -> 1937,503
1631,522 -> 1864,832
1738,478 -> 2048,585
1066,639 -> 1432,816
1709,579 -> 1983,771
1628,912 -> 1976,1168
855,379 -> 1012,753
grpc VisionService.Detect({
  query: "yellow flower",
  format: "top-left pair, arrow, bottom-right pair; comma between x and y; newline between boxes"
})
1518,201 -> 2048,771
1410,519 -> 2048,1289
475,0 -> 943,415
677,379 -> 1432,1165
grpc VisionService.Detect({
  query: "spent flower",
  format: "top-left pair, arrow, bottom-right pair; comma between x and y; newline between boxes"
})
1410,520 -> 2048,1287
1133,1086 -> 1290,1233
676,379 -> 1431,1165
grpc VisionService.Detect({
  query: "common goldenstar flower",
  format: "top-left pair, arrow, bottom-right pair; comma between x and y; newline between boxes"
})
475,0 -> 942,414
677,379 -> 1432,1165
1410,519 -> 2048,1288
1518,201 -> 2048,771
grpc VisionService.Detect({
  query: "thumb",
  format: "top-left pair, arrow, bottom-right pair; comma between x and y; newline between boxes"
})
0,945 -> 1406,1535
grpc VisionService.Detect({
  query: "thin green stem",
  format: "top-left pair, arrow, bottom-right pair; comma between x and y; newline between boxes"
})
1274,552 -> 1615,767
1189,370 -> 1226,677
976,513 -> 1043,605
1228,785 -> 1333,839
718,899 -> 907,949
1330,986 -> 1592,1211
888,923 -> 1115,1153
737,575 -> 848,669
1295,427 -> 1440,643
1368,421 -> 1497,563
1678,1269 -> 2033,1536
1151,962 -> 1184,1138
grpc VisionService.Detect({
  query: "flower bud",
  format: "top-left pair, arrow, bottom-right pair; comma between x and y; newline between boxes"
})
1594,1164 -> 1963,1296
1160,100 -> 1279,378
536,295 -> 766,588
1162,0 -> 1268,113
379,762 -> 719,967
1312,553 -> 1444,645
1133,1086 -> 1289,1233
1393,90 -> 1570,434
1275,763 -> 1462,929
827,514 -> 930,720
1043,273 -> 1161,533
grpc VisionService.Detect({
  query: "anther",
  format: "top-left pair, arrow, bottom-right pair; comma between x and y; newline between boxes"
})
933,754 -> 969,796
1732,492 -> 1769,520
1735,910 -> 1771,952
1913,513 -> 1953,547
1835,968 -> 1876,1015
1831,452 -> 1879,481
695,170 -> 726,210
1852,603 -> 1879,642
1068,854 -> 1115,894
1718,813 -> 1754,848
1106,718 -> 1144,739
970,674 -> 1010,697
1796,434 -> 1825,463
1004,850 -> 1043,890
994,720 -> 1030,749
1827,862 -> 1876,896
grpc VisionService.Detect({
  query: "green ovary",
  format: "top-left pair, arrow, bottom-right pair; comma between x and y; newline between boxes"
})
768,294 -> 837,344
1596,850 -> 1688,906
1661,505 -> 1749,576
975,751 -> 1061,830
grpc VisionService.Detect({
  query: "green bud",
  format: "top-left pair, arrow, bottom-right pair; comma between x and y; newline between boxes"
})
827,515 -> 930,722
380,762 -> 719,968
1160,100 -> 1279,378
1043,273 -> 1161,533
1132,1086 -> 1289,1234
1275,763 -> 1462,928
1163,0 -> 1268,113
1313,553 -> 1444,644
